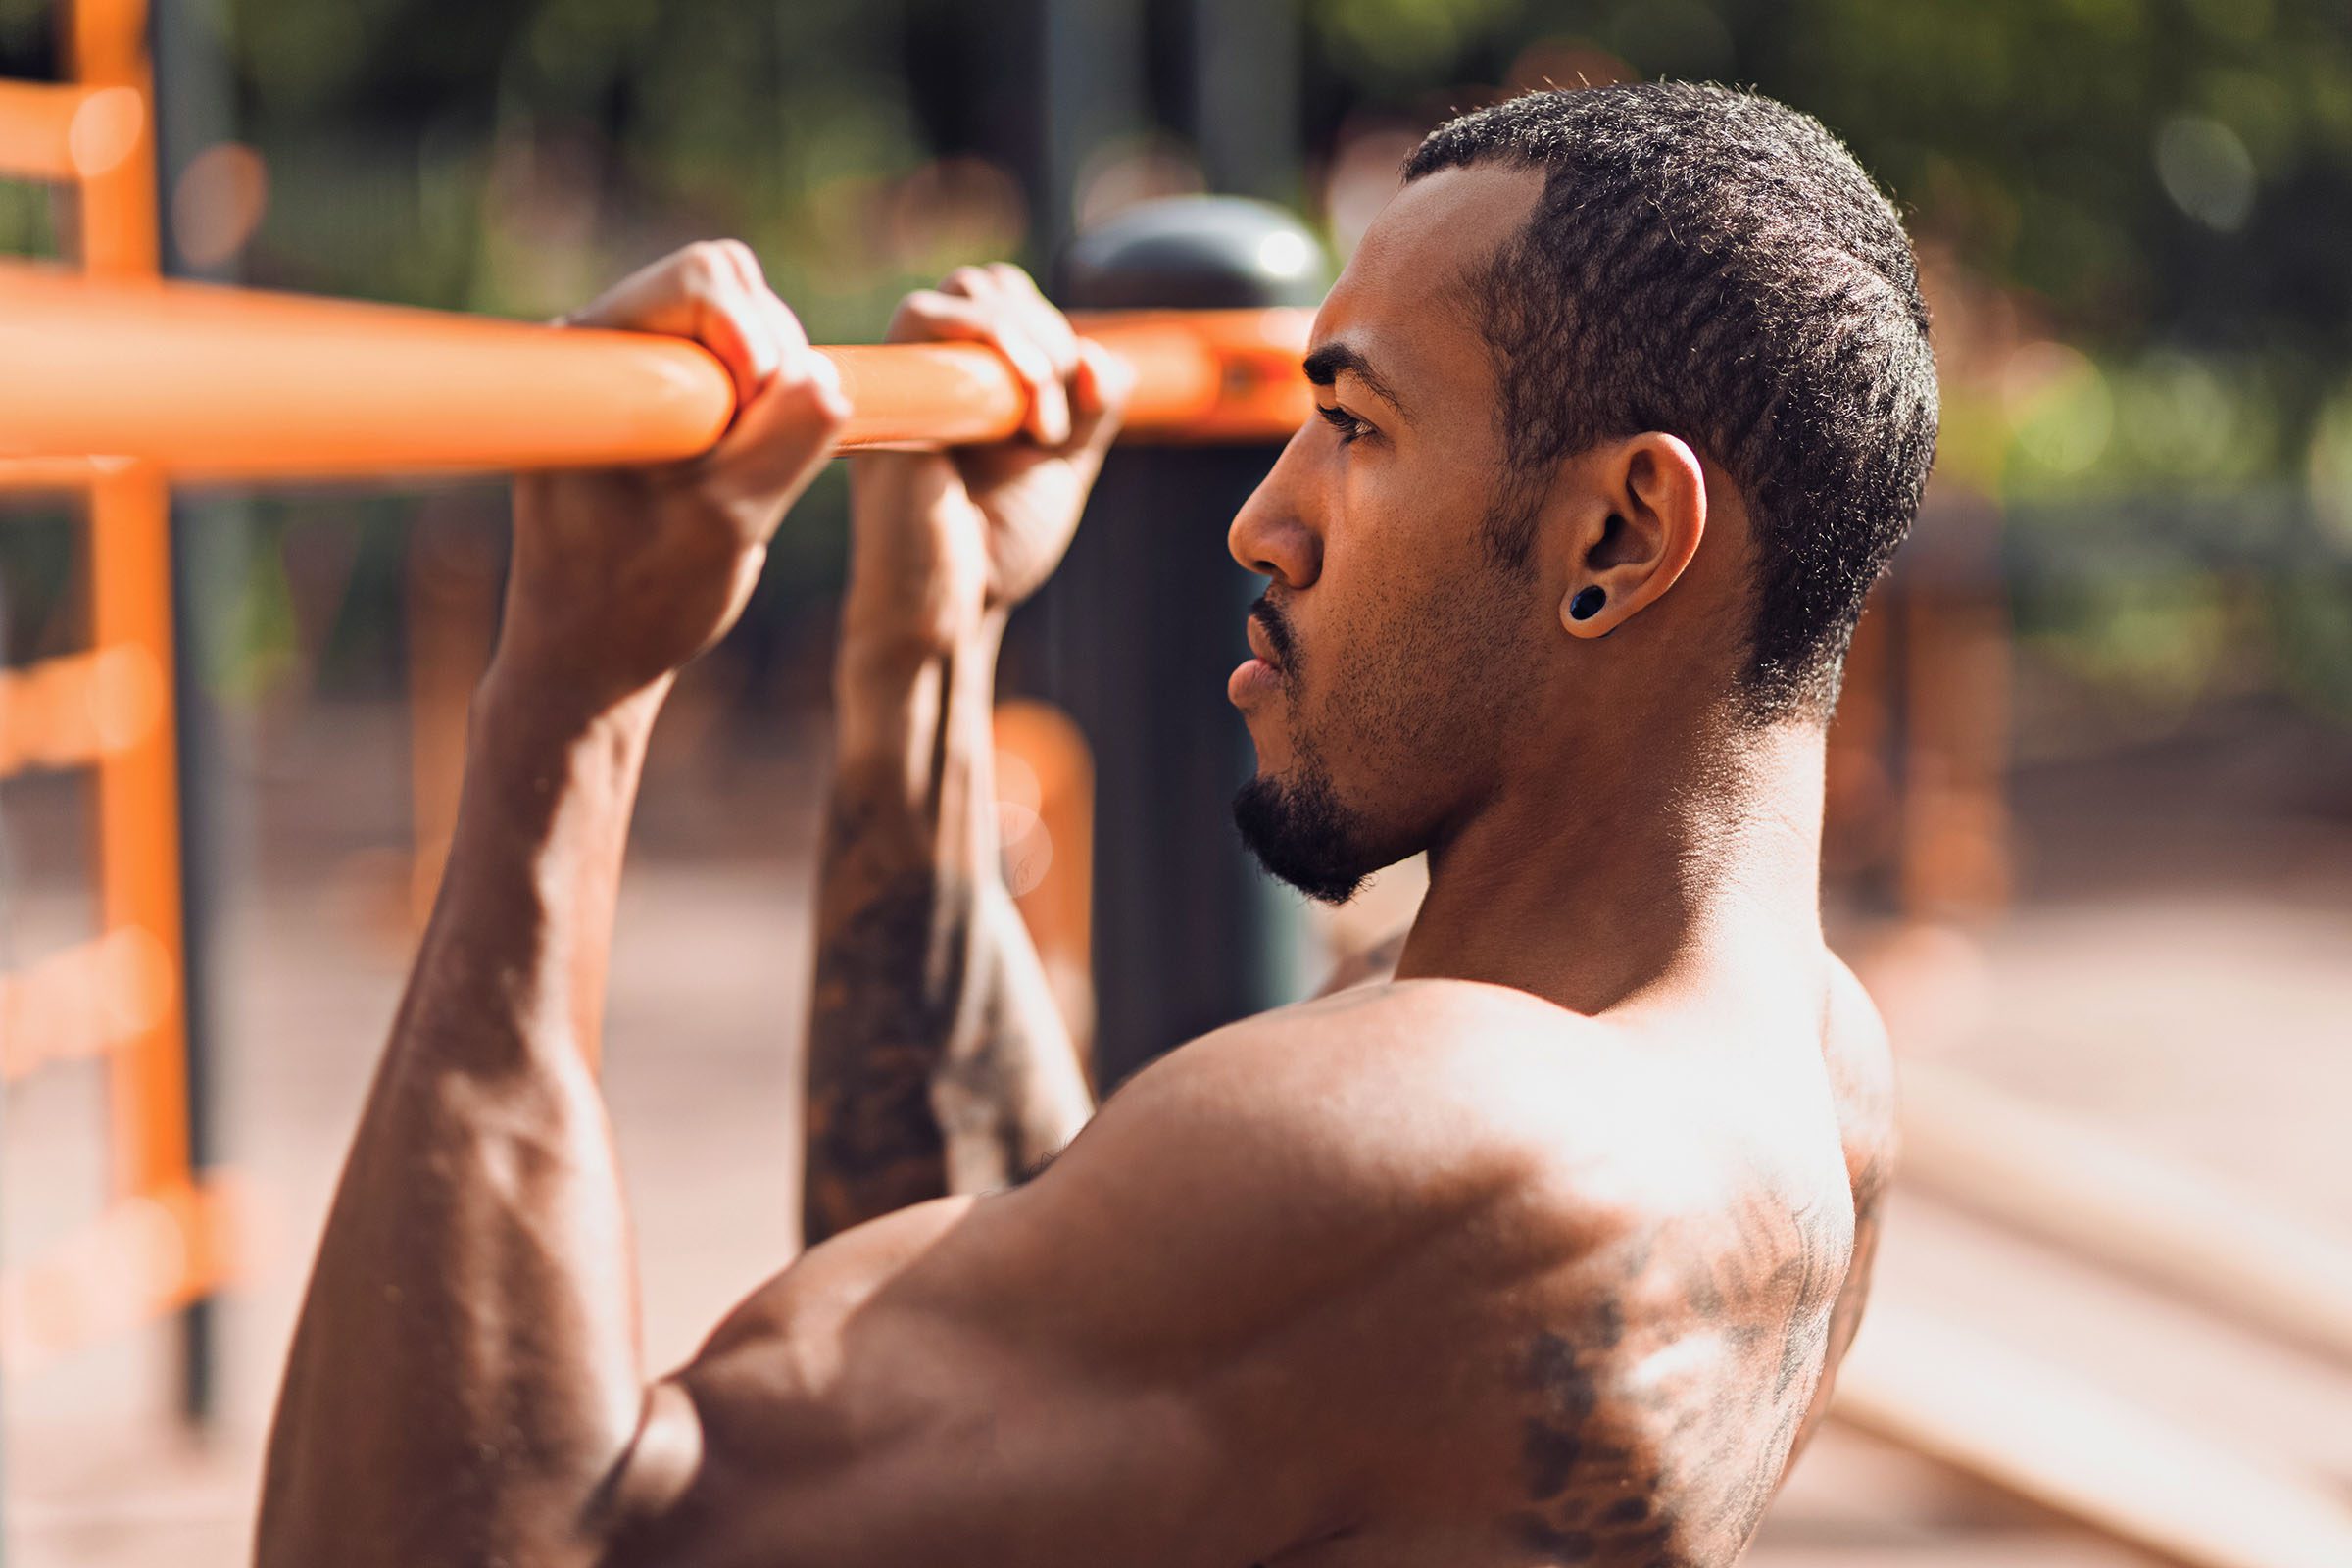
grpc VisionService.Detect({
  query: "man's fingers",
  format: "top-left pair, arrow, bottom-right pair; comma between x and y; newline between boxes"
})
1071,337 -> 1134,427
707,339 -> 851,532
713,239 -> 765,298
709,287 -> 845,525
988,264 -> 1083,382
889,289 -> 1070,447
710,243 -> 795,410
1059,340 -> 1132,487
564,242 -> 779,412
941,264 -> 1000,304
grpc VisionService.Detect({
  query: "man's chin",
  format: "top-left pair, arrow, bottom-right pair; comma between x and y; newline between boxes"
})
1231,770 -> 1375,906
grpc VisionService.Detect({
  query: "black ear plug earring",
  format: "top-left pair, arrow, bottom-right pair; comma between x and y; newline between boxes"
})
1569,586 -> 1607,621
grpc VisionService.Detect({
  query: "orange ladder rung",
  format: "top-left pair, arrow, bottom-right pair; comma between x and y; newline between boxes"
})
0,644 -> 167,777
0,925 -> 178,1082
0,454 -> 137,492
0,79 -> 144,182
0,1172 -> 246,1371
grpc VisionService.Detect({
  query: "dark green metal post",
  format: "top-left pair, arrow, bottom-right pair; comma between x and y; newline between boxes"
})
151,0 -> 244,1431
1044,198 -> 1331,1089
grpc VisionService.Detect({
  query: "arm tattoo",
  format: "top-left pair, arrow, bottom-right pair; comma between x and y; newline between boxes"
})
802,803 -> 968,1242
802,649 -> 1093,1245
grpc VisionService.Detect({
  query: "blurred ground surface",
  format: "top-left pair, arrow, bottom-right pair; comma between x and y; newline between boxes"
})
3,692 -> 2349,1566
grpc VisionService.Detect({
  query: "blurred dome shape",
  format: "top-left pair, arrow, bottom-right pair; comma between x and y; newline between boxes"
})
2154,115 -> 2256,232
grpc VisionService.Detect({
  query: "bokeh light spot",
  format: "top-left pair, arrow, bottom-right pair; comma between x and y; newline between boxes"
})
2154,115 -> 2255,232
66,86 -> 144,179
172,142 -> 270,270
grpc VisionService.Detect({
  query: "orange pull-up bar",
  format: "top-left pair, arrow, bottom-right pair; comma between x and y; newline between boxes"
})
0,266 -> 1314,482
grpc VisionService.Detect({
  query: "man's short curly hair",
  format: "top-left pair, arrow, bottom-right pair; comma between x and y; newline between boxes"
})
1405,82 -> 1938,722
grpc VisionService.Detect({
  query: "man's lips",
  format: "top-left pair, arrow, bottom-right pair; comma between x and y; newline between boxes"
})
1230,607 -> 1290,710
1245,613 -> 1282,671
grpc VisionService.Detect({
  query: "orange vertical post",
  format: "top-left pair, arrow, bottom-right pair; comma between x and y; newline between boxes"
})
71,0 -> 193,1212
0,0 -> 241,1380
86,469 -> 190,1199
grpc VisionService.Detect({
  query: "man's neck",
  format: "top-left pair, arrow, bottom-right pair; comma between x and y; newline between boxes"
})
1396,713 -> 1829,1019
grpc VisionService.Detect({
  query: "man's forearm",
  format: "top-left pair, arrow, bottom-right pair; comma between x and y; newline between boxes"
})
803,620 -> 1093,1243
259,672 -> 655,1567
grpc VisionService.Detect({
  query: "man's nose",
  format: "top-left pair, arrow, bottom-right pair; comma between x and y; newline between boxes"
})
1227,426 -> 1323,589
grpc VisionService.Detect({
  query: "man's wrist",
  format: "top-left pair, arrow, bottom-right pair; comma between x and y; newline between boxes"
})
833,612 -> 1004,765
472,658 -> 666,794
834,597 -> 1007,686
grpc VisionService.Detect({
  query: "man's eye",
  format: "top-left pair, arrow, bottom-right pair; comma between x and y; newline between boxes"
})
1316,404 -> 1370,446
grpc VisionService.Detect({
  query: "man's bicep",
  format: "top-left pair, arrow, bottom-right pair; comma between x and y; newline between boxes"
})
604,1069 -> 1339,1568
602,1202 -> 1196,1565
615,1331 -> 1216,1563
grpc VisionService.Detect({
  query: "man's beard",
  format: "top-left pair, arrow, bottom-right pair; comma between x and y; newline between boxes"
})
1232,742 -> 1377,906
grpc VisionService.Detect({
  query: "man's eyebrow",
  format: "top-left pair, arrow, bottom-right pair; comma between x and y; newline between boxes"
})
1302,341 -> 1408,416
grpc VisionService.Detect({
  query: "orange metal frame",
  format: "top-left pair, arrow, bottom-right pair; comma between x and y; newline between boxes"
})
0,61 -> 1315,1367
0,0 -> 234,1375
0,269 -> 1316,479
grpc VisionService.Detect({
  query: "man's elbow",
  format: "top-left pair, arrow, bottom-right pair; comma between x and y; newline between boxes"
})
584,1381 -> 710,1568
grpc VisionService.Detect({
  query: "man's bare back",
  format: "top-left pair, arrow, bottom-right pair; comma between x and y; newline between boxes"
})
1236,961 -> 1886,1567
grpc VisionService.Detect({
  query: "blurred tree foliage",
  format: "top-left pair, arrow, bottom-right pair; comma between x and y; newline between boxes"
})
4,0 -> 2347,710
1300,0 -> 2352,486
163,0 -> 2352,486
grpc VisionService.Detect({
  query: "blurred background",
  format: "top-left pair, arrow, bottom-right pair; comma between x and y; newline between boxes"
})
2,0 -> 2349,1563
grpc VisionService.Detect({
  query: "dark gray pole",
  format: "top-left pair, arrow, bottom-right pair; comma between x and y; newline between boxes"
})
1048,198 -> 1331,1090
150,0 -> 243,1431
1189,0 -> 1304,206
1037,0 -> 1148,258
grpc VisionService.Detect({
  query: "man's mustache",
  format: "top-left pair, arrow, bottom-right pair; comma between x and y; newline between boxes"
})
1250,595 -> 1299,669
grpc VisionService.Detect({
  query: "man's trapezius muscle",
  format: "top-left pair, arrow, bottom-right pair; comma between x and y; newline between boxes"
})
258,82 -> 1932,1568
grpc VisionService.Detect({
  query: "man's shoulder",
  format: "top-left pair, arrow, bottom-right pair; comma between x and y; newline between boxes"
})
1821,952 -> 1898,1203
1102,979 -> 1654,1234
1191,973 -> 1608,1078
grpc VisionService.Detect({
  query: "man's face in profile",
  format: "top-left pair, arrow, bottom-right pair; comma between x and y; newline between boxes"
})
1225,166 -> 1559,905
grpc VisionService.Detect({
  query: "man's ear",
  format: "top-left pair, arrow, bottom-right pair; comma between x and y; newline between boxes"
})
1556,433 -> 1707,640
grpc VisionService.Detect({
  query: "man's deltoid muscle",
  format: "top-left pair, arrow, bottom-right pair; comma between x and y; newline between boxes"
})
259,82 -> 1931,1568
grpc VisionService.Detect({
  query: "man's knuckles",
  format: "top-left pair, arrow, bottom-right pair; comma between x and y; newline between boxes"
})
676,241 -> 744,297
772,351 -> 852,429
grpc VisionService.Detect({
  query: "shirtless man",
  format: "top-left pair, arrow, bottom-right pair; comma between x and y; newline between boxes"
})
259,82 -> 1930,1567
